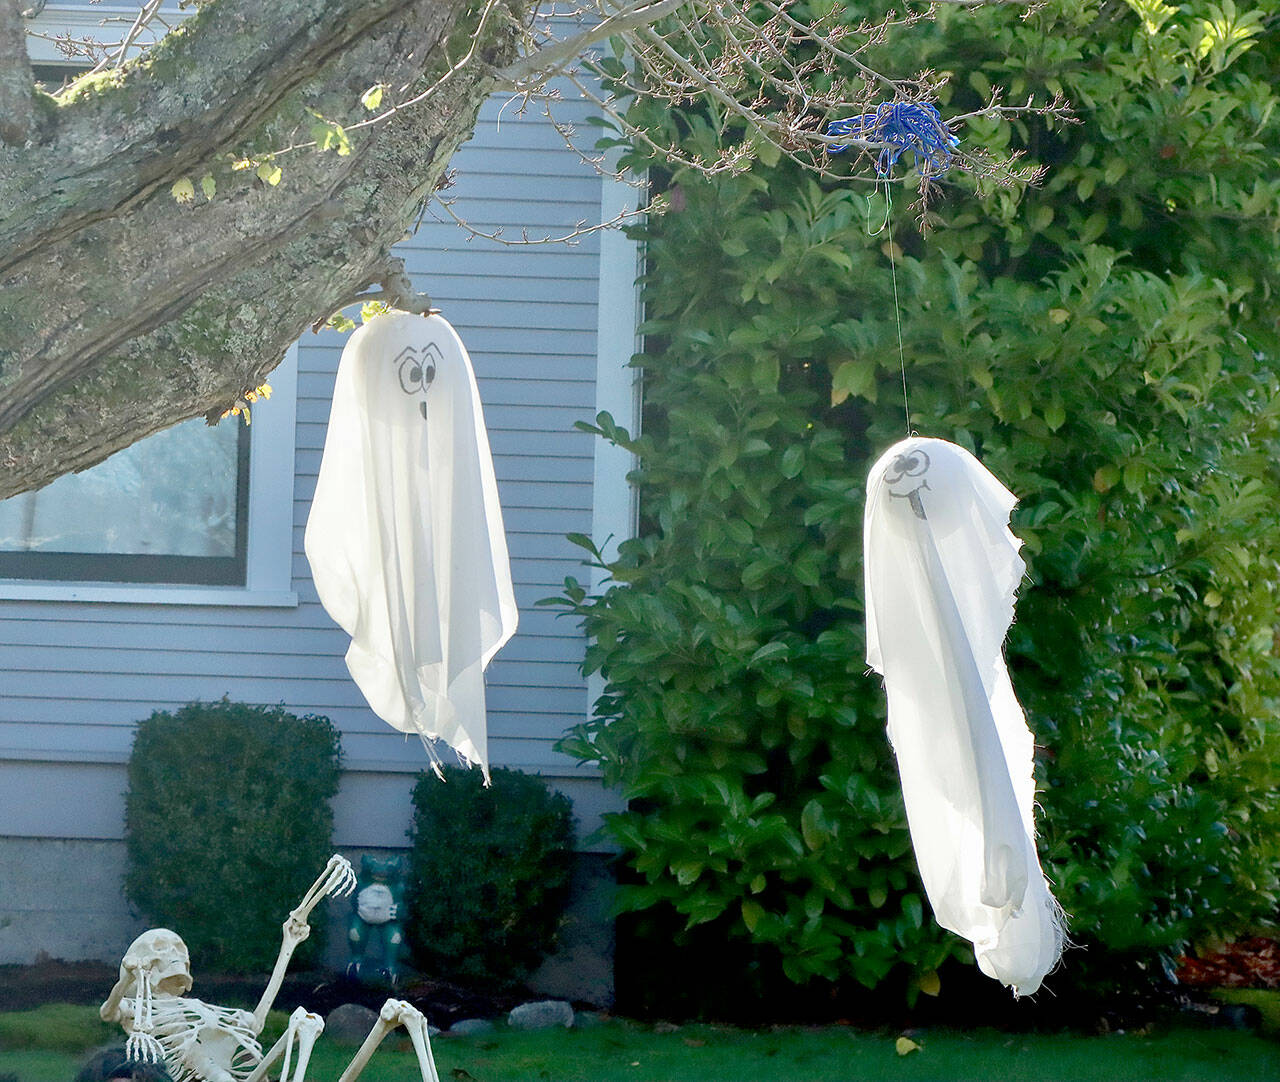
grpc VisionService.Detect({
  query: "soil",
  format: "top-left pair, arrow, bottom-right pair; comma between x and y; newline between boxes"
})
0,958 -> 522,1027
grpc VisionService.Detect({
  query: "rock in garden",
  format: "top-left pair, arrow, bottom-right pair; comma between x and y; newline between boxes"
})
75,1046 -> 174,1082
325,1003 -> 382,1044
508,1000 -> 575,1030
447,1018 -> 496,1036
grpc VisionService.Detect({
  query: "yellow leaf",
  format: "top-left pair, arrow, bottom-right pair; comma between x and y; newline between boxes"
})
1204,589 -> 1223,608
1049,308 -> 1070,324
170,177 -> 195,204
1093,464 -> 1120,493
361,84 -> 385,111
200,173 -> 216,201
231,158 -> 253,171
917,970 -> 942,997
257,162 -> 282,186
895,1036 -> 921,1056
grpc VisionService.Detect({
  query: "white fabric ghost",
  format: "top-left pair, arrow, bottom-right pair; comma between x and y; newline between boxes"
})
305,311 -> 518,780
863,437 -> 1064,996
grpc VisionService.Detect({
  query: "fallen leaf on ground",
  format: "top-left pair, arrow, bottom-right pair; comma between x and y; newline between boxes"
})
896,1036 -> 922,1056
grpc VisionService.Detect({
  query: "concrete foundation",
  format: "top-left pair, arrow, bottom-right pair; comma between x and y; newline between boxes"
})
0,836 -> 615,1006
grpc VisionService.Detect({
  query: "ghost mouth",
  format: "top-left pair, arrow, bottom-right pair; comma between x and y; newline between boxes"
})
420,401 -> 429,420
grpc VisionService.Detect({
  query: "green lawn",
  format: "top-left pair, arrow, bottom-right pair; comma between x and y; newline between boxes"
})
0,1006 -> 1276,1082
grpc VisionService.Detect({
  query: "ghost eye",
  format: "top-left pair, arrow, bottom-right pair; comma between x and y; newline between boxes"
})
887,450 -> 931,484
398,355 -> 421,395
423,363 -> 436,385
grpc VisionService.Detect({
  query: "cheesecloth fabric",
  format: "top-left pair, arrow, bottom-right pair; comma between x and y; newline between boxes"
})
864,437 -> 1064,995
306,311 -> 517,779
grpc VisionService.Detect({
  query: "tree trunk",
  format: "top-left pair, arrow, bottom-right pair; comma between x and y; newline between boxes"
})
0,0 -> 525,499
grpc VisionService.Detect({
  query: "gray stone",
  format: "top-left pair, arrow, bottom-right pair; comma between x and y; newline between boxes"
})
447,1018 -> 496,1037
508,1000 -> 575,1030
75,1045 -> 174,1082
325,1003 -> 381,1045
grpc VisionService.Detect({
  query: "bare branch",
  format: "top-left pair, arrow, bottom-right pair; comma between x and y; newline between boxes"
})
312,257 -> 434,332
495,0 -> 686,89
432,189 -> 652,246
106,0 -> 166,73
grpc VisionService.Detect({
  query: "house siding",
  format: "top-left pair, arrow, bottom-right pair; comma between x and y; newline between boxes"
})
0,82 -> 630,893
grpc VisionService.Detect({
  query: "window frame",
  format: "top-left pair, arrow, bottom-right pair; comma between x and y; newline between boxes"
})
0,421 -> 252,586
0,346 -> 299,608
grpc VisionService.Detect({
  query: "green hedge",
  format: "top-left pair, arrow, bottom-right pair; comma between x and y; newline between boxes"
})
406,766 -> 575,988
124,700 -> 343,974
556,0 -> 1280,1000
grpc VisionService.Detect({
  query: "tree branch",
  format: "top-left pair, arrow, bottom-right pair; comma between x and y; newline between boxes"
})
0,0 -> 34,146
0,0 -> 525,497
494,0 -> 686,89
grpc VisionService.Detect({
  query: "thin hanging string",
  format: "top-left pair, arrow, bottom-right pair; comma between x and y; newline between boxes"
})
830,100 -> 961,439
866,183 -> 911,436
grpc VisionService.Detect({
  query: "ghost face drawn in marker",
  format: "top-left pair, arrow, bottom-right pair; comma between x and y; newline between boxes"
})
883,447 -> 930,520
394,344 -> 441,419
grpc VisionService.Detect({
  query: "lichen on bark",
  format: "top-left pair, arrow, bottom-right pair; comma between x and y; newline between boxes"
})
0,0 -> 525,499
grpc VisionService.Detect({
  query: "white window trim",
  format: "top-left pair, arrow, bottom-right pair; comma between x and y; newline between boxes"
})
0,345 -> 299,607
589,159 -> 643,585
584,160 -> 643,724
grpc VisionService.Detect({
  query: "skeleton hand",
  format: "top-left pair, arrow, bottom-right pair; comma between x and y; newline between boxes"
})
125,1031 -> 165,1065
284,855 -> 357,945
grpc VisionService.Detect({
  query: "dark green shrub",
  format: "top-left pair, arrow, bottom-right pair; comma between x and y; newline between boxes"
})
406,765 -> 574,988
124,700 -> 343,974
557,0 -> 1280,1002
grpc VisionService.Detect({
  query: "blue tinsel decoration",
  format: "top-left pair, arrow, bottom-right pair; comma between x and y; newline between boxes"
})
826,101 -> 960,176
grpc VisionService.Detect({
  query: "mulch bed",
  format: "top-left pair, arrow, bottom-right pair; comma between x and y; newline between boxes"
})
0,959 -> 520,1027
1176,938 -> 1280,990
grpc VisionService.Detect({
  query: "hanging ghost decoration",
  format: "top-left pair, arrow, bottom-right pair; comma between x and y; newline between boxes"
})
863,437 -> 1065,996
305,312 -> 518,780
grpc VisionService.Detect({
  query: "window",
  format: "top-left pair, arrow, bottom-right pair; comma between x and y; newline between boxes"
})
0,348 -> 299,606
0,418 -> 250,586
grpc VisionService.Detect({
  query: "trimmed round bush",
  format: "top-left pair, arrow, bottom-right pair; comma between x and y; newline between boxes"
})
406,765 -> 574,988
124,699 -> 343,974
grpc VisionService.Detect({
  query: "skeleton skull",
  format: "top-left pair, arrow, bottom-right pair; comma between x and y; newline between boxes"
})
122,929 -> 194,997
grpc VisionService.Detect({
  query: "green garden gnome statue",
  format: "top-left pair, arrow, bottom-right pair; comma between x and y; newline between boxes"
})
347,854 -> 407,983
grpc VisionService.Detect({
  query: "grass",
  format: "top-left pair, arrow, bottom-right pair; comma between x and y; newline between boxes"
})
0,1006 -> 1277,1082
1212,988 -> 1280,1035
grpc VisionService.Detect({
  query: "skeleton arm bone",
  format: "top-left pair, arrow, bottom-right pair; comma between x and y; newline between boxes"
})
336,1000 -> 440,1082
243,1008 -> 324,1082
99,955 -> 154,1024
251,856 -> 356,1032
99,964 -> 135,1023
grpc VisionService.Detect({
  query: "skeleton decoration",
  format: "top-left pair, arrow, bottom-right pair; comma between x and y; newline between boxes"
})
100,856 -> 442,1082
305,312 -> 518,781
863,437 -> 1065,996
